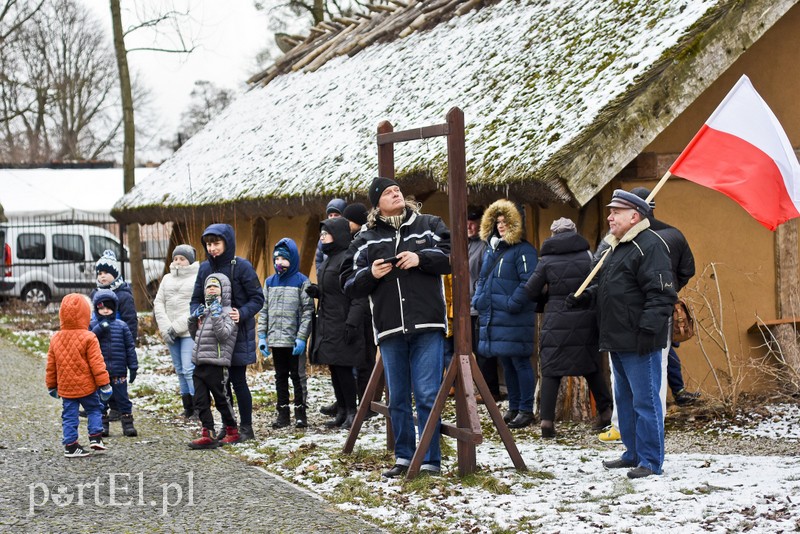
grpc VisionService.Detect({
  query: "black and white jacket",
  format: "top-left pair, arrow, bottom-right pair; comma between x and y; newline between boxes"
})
341,203 -> 451,344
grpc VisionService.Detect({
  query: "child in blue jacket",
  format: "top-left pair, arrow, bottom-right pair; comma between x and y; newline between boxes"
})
90,290 -> 139,438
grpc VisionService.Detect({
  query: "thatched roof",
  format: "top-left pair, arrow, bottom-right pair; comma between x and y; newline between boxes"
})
113,0 -> 797,224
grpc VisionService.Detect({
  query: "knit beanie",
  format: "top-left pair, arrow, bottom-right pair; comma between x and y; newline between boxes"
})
326,198 -> 347,216
342,202 -> 368,226
95,249 -> 120,278
368,176 -> 400,207
205,276 -> 222,289
550,217 -> 577,234
95,297 -> 117,314
172,244 -> 196,264
273,245 -> 291,260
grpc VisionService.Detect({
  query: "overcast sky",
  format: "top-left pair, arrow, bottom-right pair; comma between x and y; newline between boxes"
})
85,1 -> 275,160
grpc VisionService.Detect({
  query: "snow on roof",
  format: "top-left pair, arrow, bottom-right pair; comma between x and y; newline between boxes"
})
0,168 -> 154,217
114,0 -> 730,221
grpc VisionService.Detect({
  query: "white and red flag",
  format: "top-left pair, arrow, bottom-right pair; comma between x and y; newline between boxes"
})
669,75 -> 800,231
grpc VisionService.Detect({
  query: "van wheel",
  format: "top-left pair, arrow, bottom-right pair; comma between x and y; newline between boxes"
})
21,283 -> 50,305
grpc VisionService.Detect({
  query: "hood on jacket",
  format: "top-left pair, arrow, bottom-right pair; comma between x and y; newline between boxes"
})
320,217 -> 353,255
326,198 -> 347,216
60,293 -> 92,330
205,272 -> 233,307
480,199 -> 524,245
92,288 -> 119,307
540,231 -> 590,256
202,223 -> 236,265
272,237 -> 301,279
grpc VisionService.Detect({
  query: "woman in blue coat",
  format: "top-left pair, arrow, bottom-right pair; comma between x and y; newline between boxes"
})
472,199 -> 538,428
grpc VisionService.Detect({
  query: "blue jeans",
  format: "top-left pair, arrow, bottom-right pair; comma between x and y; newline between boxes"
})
611,350 -> 664,474
499,355 -> 535,412
379,331 -> 444,470
62,393 -> 104,445
103,376 -> 133,415
169,336 -> 195,395
667,344 -> 685,394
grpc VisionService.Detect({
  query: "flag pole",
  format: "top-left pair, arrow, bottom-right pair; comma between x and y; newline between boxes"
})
574,170 -> 673,296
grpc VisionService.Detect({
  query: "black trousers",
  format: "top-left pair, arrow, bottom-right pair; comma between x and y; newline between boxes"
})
330,364 -> 358,411
273,347 -> 304,408
224,365 -> 252,426
473,315 -> 499,395
356,329 -> 377,402
539,371 -> 613,422
193,364 -> 237,431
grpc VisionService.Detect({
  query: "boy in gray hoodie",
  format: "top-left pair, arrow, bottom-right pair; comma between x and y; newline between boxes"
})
187,274 -> 239,449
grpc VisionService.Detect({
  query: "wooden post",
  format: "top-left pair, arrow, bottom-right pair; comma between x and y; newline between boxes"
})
774,220 -> 800,377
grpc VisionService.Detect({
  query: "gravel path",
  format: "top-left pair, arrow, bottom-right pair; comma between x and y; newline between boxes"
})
0,336 -> 382,533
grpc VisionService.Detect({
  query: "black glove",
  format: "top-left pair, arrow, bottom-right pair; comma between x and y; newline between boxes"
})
92,321 -> 111,337
565,292 -> 591,309
305,284 -> 320,299
129,368 -> 137,384
636,332 -> 656,356
344,324 -> 356,345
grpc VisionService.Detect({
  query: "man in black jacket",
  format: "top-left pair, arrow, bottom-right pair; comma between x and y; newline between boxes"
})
341,177 -> 451,478
567,189 -> 676,478
631,187 -> 700,406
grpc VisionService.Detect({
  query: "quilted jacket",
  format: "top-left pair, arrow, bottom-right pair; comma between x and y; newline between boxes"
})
189,273 -> 238,367
257,238 -> 314,347
90,290 -> 138,377
46,293 -> 110,399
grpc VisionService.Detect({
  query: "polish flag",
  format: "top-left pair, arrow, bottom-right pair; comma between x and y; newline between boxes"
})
669,75 -> 800,231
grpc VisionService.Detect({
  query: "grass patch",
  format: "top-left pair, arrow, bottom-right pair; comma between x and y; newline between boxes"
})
524,470 -> 556,480
636,504 -> 657,515
282,442 -> 318,470
461,472 -> 511,495
328,477 -> 383,507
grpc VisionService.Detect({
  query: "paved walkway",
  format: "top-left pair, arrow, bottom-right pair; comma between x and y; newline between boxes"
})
0,336 -> 382,532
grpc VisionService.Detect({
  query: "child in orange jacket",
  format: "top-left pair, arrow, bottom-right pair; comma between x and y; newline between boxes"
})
46,293 -> 112,458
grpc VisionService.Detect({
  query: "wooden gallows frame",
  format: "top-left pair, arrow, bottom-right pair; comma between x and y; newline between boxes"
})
342,107 -> 527,479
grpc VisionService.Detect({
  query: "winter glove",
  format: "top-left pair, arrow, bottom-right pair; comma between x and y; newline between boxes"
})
99,384 -> 113,402
92,320 -> 111,337
258,334 -> 269,357
304,284 -> 320,299
48,388 -> 59,399
163,328 -> 176,345
292,338 -> 307,356
636,331 -> 657,356
192,305 -> 205,318
128,368 -> 137,384
565,292 -> 591,310
344,324 -> 356,345
209,299 -> 223,317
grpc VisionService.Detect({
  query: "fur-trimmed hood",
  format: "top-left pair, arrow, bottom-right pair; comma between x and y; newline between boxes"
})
365,199 -> 421,228
479,199 -> 524,245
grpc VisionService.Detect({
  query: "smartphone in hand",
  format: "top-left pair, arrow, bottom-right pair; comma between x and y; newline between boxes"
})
383,256 -> 400,265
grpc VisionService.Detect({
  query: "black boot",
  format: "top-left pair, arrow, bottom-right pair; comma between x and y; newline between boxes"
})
294,405 -> 308,428
107,409 -> 121,422
342,408 -> 357,429
181,394 -> 195,419
120,414 -> 138,437
272,406 -> 291,429
508,411 -> 534,429
503,409 -> 519,424
101,414 -> 110,437
325,407 -> 347,428
320,401 -> 338,417
238,425 -> 255,441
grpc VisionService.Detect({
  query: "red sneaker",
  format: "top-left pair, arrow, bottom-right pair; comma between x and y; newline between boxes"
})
188,427 -> 219,449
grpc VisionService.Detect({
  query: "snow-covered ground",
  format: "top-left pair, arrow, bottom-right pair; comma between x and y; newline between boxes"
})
133,336 -> 800,533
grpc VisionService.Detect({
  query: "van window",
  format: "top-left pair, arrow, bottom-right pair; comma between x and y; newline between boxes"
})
90,235 -> 122,262
17,233 -> 46,260
53,234 -> 85,262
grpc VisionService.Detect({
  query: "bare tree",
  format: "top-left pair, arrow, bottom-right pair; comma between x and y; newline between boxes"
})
176,80 -> 233,143
109,0 -> 195,309
0,0 -> 122,163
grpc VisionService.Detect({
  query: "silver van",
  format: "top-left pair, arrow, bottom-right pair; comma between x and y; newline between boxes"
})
0,222 -> 164,303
